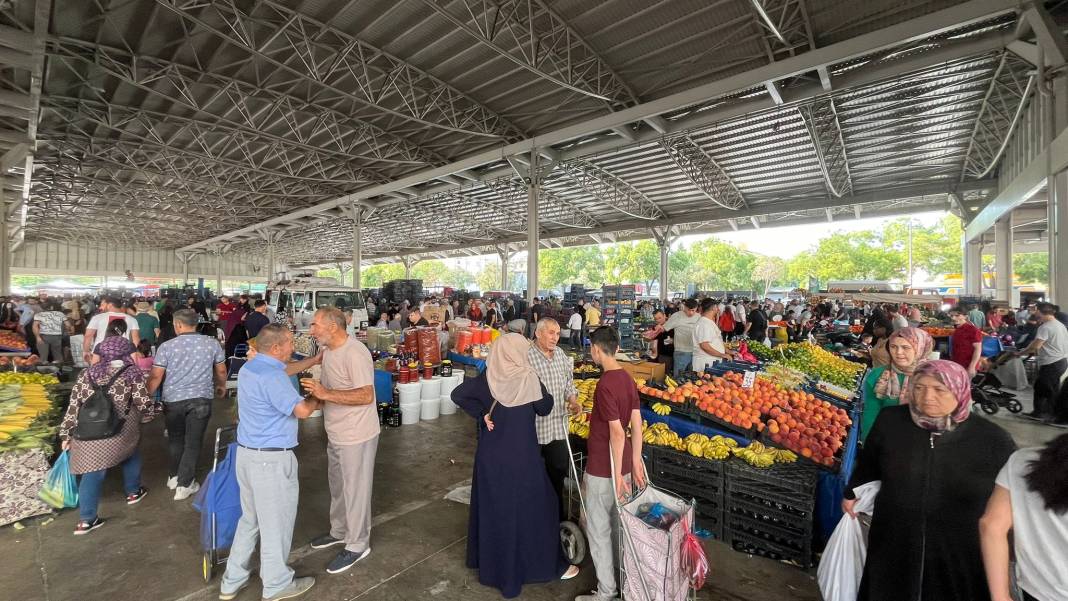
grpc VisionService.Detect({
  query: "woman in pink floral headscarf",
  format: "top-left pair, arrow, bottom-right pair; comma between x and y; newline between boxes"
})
843,360 -> 1016,601
859,326 -> 934,441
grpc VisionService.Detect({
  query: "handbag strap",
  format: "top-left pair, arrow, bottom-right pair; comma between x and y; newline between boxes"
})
86,364 -> 135,415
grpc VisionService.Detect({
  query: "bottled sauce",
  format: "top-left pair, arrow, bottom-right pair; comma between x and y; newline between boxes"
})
440,360 -> 453,378
398,364 -> 410,384
423,361 -> 434,380
408,361 -> 420,381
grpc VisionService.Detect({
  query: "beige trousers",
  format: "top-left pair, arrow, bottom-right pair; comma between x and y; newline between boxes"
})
327,435 -> 379,553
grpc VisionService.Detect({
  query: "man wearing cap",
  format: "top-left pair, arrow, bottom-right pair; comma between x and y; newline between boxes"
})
134,301 -> 161,348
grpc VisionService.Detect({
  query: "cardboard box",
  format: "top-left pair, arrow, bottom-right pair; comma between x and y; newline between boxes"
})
619,360 -> 665,383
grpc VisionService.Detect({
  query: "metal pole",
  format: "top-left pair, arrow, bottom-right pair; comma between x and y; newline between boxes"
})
267,237 -> 275,284
658,237 -> 669,303
216,247 -> 224,296
352,206 -> 362,290
907,219 -> 913,289
994,215 -> 1013,302
964,237 -> 982,296
500,247 -> 509,291
527,149 -> 540,304
181,253 -> 190,286
0,186 -> 9,296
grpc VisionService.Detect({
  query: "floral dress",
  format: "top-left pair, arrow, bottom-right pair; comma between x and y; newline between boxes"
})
59,365 -> 159,475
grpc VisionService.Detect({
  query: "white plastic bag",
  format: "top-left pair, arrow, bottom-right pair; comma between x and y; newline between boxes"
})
817,481 -> 881,601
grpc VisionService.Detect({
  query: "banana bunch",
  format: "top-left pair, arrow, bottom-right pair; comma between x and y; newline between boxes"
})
731,441 -> 796,468
651,402 -> 671,416
683,433 -> 735,461
574,364 -> 600,374
664,375 -> 679,388
568,411 -> 590,439
575,378 -> 598,411
642,422 -> 685,451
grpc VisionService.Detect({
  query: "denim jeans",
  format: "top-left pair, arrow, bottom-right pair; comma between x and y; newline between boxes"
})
164,398 -> 213,487
78,449 -> 142,522
673,352 -> 692,378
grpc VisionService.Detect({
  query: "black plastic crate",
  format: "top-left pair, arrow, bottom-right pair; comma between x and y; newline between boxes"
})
726,458 -> 819,497
658,471 -> 723,505
695,505 -> 724,539
644,445 -> 726,479
725,485 -> 814,521
726,524 -> 814,567
725,514 -> 811,554
726,495 -> 812,540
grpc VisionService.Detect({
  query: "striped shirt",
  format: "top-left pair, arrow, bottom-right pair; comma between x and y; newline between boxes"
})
529,344 -> 578,445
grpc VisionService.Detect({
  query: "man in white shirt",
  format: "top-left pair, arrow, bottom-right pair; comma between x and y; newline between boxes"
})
566,310 -> 583,350
664,299 -> 700,378
692,299 -> 737,372
732,302 -> 747,338
887,305 -> 909,331
83,296 -> 140,364
1018,303 -> 1068,423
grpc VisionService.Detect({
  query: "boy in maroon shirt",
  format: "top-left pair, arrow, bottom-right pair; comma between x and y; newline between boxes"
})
949,308 -> 984,377
578,327 -> 645,601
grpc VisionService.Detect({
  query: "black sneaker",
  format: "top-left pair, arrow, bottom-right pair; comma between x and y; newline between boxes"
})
126,487 -> 148,505
309,534 -> 344,550
73,518 -> 105,536
326,548 -> 370,574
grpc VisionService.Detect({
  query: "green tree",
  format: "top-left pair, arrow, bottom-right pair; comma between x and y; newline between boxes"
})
681,238 -> 758,291
752,256 -> 786,297
361,263 -> 406,287
539,246 -> 605,290
475,262 -> 520,292
785,231 -> 903,284
603,240 -> 659,288
1013,253 -> 1048,285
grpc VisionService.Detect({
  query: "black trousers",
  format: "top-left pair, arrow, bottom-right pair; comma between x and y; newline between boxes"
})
541,439 -> 570,521
164,398 -> 213,487
1033,359 -> 1067,417
1022,590 -> 1039,601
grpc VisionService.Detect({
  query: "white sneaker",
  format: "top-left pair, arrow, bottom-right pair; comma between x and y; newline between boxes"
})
174,481 -> 200,501
166,476 -> 177,490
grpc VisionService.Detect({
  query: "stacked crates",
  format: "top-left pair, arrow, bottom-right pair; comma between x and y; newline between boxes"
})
563,284 -> 585,308
382,279 -> 423,306
602,285 -> 636,349
724,460 -> 818,566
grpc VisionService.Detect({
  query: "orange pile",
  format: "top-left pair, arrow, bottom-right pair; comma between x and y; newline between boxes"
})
691,371 -> 851,467
921,326 -> 954,337
636,381 -> 698,405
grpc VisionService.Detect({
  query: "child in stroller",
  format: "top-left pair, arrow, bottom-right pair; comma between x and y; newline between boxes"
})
972,350 -> 1023,415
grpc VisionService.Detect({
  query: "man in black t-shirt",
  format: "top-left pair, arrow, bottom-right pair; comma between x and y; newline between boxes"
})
745,301 -> 768,342
529,299 -> 543,338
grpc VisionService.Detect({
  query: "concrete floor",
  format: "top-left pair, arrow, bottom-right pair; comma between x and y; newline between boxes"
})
2,383 -> 1062,601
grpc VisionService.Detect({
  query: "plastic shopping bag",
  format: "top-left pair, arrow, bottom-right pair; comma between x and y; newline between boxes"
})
817,481 -> 881,601
38,451 -> 79,509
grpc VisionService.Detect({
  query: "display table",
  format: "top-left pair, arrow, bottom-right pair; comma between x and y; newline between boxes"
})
447,352 -> 487,375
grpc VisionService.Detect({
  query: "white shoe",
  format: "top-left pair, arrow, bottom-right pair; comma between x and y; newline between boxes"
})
174,481 -> 200,501
166,476 -> 177,490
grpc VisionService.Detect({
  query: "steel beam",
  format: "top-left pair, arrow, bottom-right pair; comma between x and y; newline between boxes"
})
157,0 -> 520,139
660,136 -> 746,209
798,99 -> 853,197
562,160 -> 666,220
960,51 -> 1035,180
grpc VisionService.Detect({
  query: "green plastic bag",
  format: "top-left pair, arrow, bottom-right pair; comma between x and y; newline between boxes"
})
38,451 -> 78,509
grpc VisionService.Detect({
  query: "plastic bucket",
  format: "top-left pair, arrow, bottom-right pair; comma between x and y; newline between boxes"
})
400,402 -> 421,425
397,382 -> 421,404
456,330 -> 473,354
439,374 -> 461,397
421,397 -> 440,420
421,376 -> 442,400
439,394 -> 457,415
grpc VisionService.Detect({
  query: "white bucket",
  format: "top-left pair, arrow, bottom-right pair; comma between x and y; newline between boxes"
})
421,397 -> 440,420
421,376 -> 442,400
400,402 -> 421,425
439,374 -> 461,397
397,382 -> 422,404
439,394 -> 457,415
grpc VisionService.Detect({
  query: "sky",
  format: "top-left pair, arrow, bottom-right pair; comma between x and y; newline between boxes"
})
702,210 -> 948,258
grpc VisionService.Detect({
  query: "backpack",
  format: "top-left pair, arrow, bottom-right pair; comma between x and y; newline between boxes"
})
73,365 -> 133,441
718,310 -> 736,333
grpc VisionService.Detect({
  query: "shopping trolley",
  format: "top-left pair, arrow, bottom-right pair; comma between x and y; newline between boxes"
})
193,425 -> 240,582
609,441 -> 699,601
560,426 -> 588,565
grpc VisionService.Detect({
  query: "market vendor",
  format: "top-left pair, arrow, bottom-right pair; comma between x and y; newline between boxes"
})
647,309 -> 673,375
407,309 -> 430,327
691,299 -> 737,373
859,326 -> 933,442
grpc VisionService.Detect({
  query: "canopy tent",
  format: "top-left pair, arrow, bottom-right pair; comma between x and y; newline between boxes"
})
813,292 -> 948,307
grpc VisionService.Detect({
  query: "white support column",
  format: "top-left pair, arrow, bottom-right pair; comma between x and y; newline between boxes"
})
180,252 -> 190,286
497,245 -> 512,291
352,205 -> 362,290
964,237 -> 983,296
994,215 -> 1013,301
527,149 -> 540,303
0,185 -> 8,296
403,256 -> 415,280
651,226 -> 675,303
1052,168 -> 1068,303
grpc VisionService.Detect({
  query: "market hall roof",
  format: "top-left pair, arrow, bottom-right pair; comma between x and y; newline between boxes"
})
0,0 -> 1060,257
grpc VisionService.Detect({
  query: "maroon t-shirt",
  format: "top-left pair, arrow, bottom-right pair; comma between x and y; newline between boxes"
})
950,322 -> 984,369
586,369 -> 640,478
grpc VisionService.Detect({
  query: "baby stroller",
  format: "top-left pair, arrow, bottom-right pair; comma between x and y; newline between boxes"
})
972,351 -> 1023,415
193,425 -> 241,582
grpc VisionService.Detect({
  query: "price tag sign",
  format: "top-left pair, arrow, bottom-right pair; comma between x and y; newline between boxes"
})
742,370 -> 756,389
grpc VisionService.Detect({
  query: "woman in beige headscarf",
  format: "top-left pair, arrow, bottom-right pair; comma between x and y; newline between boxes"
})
451,333 -> 580,597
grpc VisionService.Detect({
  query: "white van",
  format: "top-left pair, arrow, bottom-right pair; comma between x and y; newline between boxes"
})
265,276 -> 368,332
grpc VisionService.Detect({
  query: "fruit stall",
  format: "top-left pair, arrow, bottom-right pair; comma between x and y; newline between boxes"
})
569,343 -> 867,567
0,373 -> 69,527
